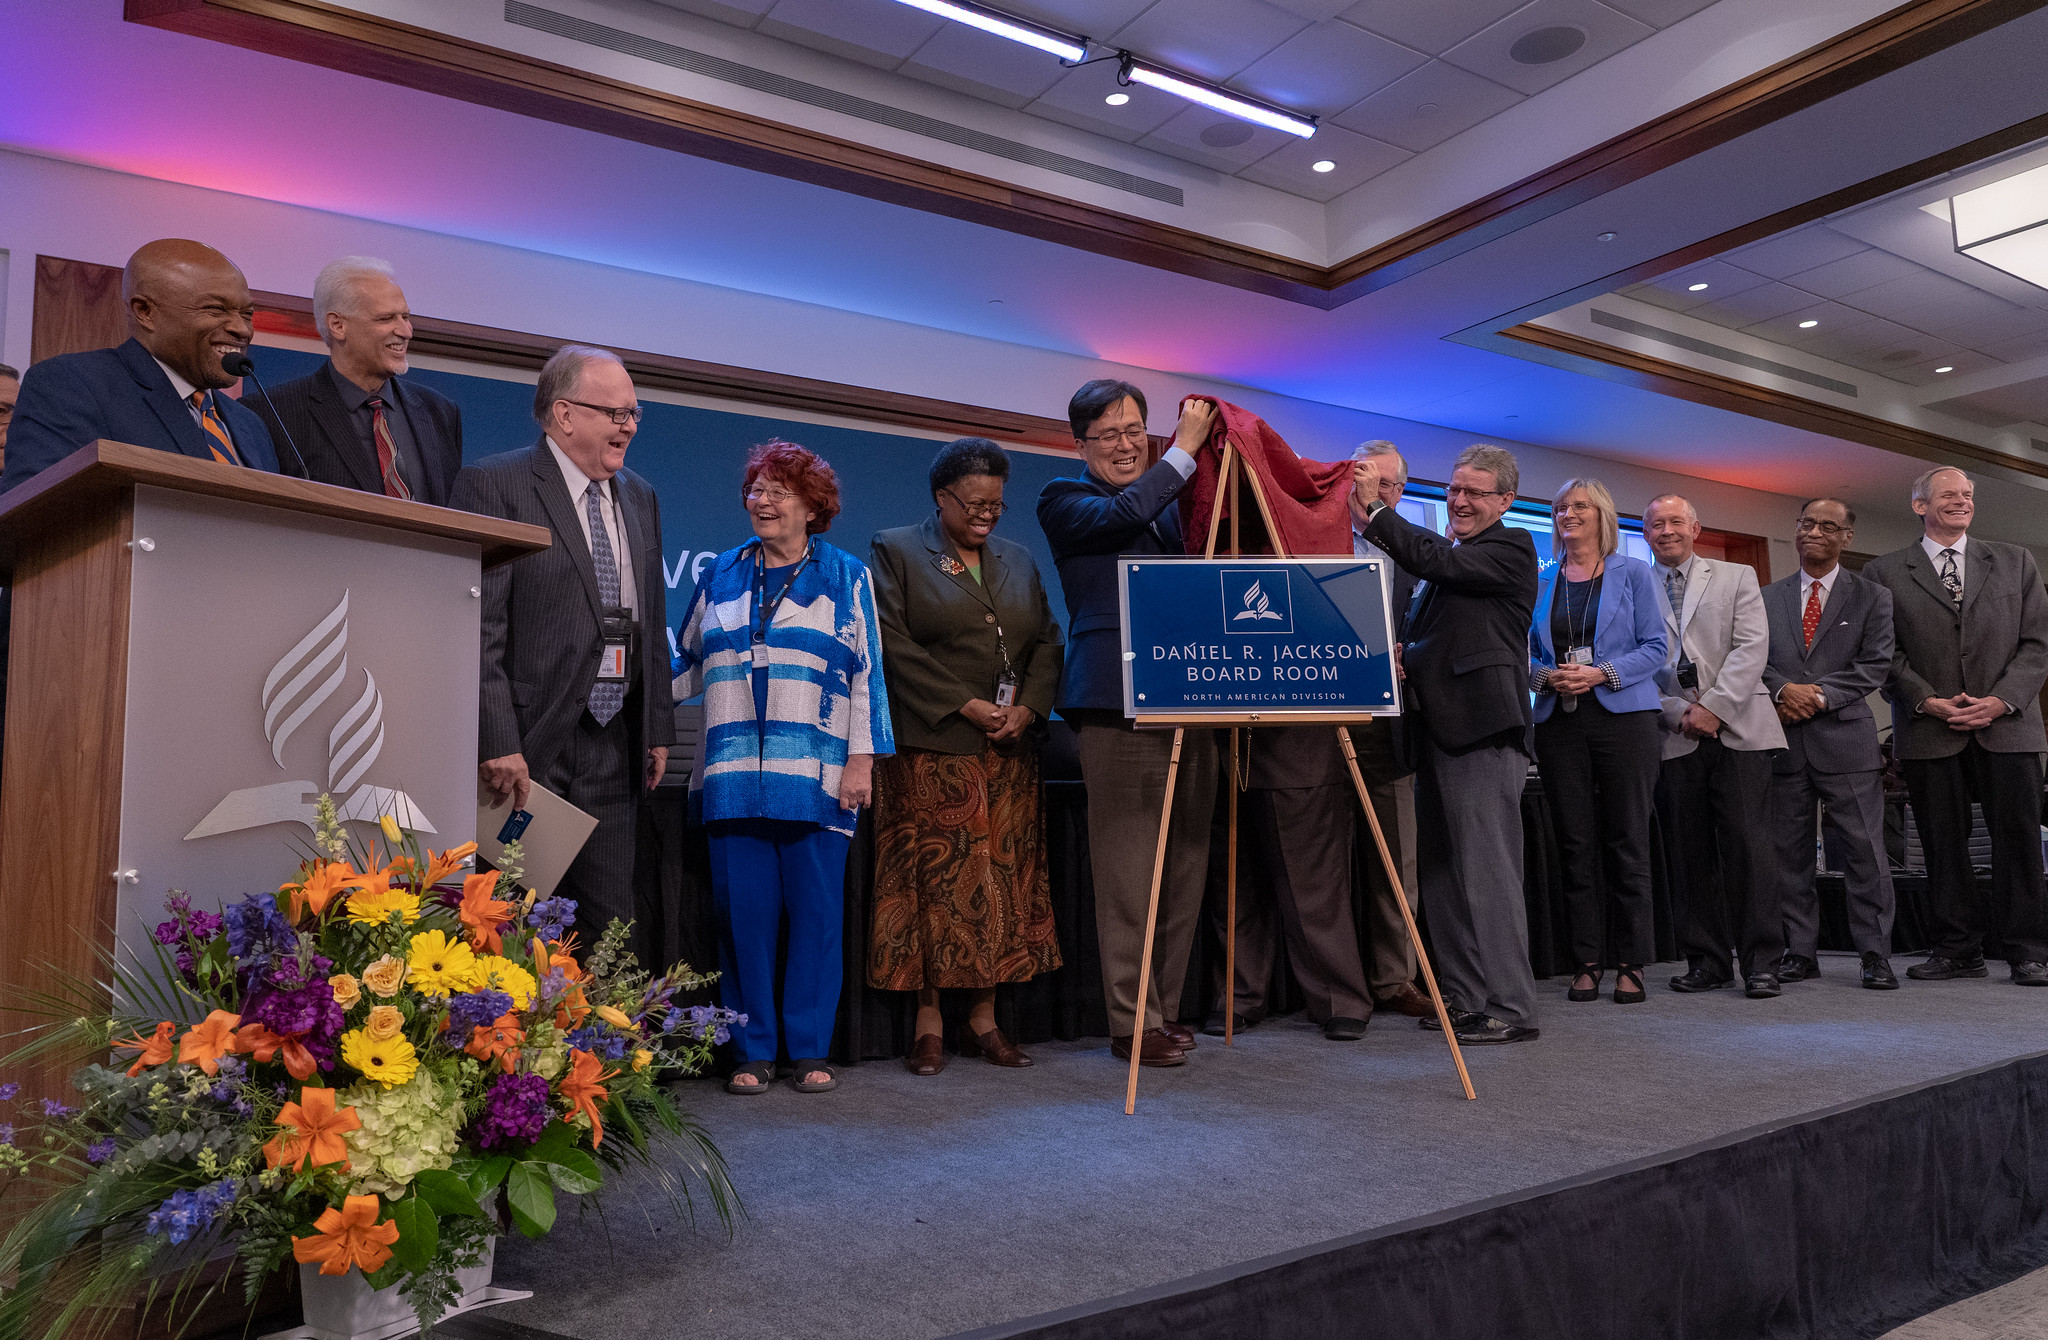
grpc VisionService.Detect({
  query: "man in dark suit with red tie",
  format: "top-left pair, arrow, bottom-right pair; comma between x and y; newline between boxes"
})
0,238 -> 280,494
247,257 -> 463,505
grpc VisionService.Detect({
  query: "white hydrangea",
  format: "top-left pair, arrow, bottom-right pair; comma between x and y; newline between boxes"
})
339,1066 -> 460,1198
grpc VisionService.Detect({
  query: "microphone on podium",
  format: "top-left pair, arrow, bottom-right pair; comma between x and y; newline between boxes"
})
219,349 -> 310,479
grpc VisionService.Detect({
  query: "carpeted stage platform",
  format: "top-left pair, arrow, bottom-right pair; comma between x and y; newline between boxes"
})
473,953 -> 2048,1340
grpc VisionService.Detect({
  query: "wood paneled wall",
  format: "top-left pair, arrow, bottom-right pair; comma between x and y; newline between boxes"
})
31,255 -> 128,365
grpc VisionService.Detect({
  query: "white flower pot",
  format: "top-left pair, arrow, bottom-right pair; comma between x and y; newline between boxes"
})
263,1238 -> 530,1340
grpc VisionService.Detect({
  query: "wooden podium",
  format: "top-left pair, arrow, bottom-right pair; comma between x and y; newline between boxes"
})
0,441 -> 549,1099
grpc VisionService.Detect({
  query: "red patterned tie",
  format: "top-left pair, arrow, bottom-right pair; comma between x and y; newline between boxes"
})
366,397 -> 411,500
1802,579 -> 1822,650
190,392 -> 242,466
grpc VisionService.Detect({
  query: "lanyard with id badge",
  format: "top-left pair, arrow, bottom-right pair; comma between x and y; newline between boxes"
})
596,608 -> 636,682
933,551 -> 1019,708
753,542 -> 812,671
1558,566 -> 1602,714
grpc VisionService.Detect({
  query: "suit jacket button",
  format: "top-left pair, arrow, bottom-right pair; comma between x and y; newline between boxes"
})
985,613 -> 996,624
576,696 -> 586,707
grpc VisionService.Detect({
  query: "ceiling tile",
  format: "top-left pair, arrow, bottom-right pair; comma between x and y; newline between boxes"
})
1949,304 -> 2048,352
1621,259 -> 1770,312
1238,123 -> 1409,200
1137,102 -> 1300,172
1825,319 -> 1936,359
1338,0 -> 1528,54
1978,330 -> 2048,364
1725,225 -> 1867,279
1851,344 -> 1991,388
1780,249 -> 1921,300
996,0 -> 1154,38
1685,281 -> 1815,328
1843,270 -> 2021,336
1741,300 -> 1883,345
1926,376 -> 2048,428
1778,319 -> 1888,366
901,21 -> 1070,107
1023,59 -> 1184,143
1598,0 -> 1716,26
1439,0 -> 1654,97
1229,20 -> 1427,118
1267,0 -> 1358,18
644,0 -> 775,23
1108,0 -> 1314,82
759,0 -> 943,69
1330,59 -> 1521,153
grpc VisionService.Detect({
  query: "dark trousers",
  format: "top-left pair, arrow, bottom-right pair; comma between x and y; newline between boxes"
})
1534,703 -> 1662,966
1214,785 -> 1374,1024
543,709 -> 649,963
1414,729 -> 1536,1027
1771,764 -> 1893,958
1657,738 -> 1781,980
1903,742 -> 2048,964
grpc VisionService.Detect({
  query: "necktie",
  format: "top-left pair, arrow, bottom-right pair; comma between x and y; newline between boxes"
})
1664,564 -> 1686,616
1802,579 -> 1823,650
365,397 -> 411,500
191,392 -> 243,466
584,481 -> 626,726
1939,549 -> 1962,607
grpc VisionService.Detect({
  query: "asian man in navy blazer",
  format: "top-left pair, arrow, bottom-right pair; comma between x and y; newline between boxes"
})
1,239 -> 280,495
1761,498 -> 1898,990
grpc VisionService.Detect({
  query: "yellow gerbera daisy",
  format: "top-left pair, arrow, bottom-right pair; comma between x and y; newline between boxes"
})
340,1028 -> 418,1088
473,956 -> 538,1010
405,930 -> 481,998
345,887 -> 422,928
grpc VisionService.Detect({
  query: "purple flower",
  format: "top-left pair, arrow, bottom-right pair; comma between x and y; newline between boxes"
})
144,1180 -> 237,1246
0,1083 -> 17,1102
242,952 -> 343,1069
474,1072 -> 551,1151
222,895 -> 295,967
527,897 -> 577,942
40,1098 -> 73,1119
0,1124 -> 14,1146
565,1026 -> 629,1061
86,1138 -> 116,1164
447,990 -> 513,1037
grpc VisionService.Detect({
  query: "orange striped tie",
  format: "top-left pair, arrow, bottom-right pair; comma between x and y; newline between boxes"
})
190,391 -> 243,466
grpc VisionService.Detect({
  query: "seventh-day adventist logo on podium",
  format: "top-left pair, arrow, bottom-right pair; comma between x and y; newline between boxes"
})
1119,558 -> 1402,720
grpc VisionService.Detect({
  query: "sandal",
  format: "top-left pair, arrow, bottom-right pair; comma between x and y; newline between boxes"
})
790,1059 -> 838,1093
1614,965 -> 1646,1005
724,1061 -> 774,1095
1567,962 -> 1604,1003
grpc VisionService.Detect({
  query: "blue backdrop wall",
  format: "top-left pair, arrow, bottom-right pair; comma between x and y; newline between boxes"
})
245,347 -> 1080,660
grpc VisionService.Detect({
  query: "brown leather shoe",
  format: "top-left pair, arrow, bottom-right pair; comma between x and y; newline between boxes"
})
1110,1028 -> 1187,1067
1160,1019 -> 1198,1051
1376,983 -> 1432,1018
959,1024 -> 1033,1067
905,1032 -> 945,1076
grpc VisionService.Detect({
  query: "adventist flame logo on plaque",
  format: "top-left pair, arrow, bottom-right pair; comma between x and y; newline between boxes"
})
1118,558 -> 1401,721
185,592 -> 437,840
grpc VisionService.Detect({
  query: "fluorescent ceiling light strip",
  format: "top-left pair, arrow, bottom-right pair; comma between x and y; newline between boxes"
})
888,0 -> 1087,62
1124,61 -> 1315,138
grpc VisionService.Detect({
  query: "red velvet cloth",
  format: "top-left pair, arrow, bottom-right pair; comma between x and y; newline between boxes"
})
1175,398 -> 1354,557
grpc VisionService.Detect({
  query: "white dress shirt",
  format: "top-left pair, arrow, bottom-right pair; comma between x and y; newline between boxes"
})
154,356 -> 206,427
1800,564 -> 1840,616
547,437 -> 638,612
1921,532 -> 1968,597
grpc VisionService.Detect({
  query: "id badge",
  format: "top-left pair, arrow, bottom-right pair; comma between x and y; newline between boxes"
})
1567,646 -> 1594,666
597,642 -> 630,681
995,673 -> 1018,708
750,634 -> 769,672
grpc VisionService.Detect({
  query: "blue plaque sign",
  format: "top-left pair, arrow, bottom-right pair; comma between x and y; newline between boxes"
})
1117,557 -> 1402,723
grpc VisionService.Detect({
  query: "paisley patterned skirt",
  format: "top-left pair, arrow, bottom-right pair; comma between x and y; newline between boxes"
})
867,743 -> 1062,991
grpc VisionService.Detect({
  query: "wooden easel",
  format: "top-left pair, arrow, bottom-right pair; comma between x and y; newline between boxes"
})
1123,440 -> 1477,1114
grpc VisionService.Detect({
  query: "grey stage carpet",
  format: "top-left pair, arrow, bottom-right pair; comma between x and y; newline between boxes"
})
488,954 -> 2048,1340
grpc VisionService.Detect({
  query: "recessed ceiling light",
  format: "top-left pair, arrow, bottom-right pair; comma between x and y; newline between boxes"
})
1798,319 -> 1819,328
1312,160 -> 1336,173
1687,282 -> 1709,291
1935,365 -> 1955,373
1104,92 -> 1129,106
1596,231 -> 1617,242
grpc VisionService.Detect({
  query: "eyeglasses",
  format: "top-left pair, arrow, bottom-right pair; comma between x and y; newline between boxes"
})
1794,517 -> 1848,536
745,485 -> 797,504
563,399 -> 644,426
1081,426 -> 1150,447
939,487 -> 1006,519
1554,501 -> 1595,517
1444,486 -> 1507,502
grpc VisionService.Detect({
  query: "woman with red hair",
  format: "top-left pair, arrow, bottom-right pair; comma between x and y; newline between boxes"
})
673,440 -> 895,1095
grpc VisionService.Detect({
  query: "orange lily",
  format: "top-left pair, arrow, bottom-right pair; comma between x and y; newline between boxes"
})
235,1022 -> 320,1081
557,1047 -> 615,1147
178,1010 -> 242,1076
264,1087 -> 361,1173
113,1021 -> 177,1077
421,841 -> 478,888
292,1195 -> 401,1276
282,861 -> 369,922
532,939 -> 591,1028
464,1014 -> 525,1074
457,873 -> 515,955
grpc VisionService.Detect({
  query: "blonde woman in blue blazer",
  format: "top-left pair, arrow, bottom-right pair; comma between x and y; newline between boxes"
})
1529,479 -> 1669,1005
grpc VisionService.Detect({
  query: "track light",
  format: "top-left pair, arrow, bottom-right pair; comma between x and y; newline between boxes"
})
886,0 -> 1087,63
1120,56 -> 1317,138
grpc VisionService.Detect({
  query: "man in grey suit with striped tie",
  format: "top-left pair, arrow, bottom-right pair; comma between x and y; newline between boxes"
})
453,346 -> 674,962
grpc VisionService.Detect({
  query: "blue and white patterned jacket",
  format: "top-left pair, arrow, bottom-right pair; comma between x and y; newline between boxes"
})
672,539 -> 895,835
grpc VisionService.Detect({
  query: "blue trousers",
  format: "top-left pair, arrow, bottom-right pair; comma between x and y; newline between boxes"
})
708,819 -> 850,1064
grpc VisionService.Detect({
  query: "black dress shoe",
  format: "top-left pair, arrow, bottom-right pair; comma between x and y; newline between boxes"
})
1201,1007 -> 1265,1037
2012,961 -> 2048,987
1744,973 -> 1782,998
1907,954 -> 1989,980
1778,954 -> 1820,983
1453,1015 -> 1539,1045
1861,952 -> 1899,990
1323,1016 -> 1370,1041
1419,1008 -> 1487,1032
1669,968 -> 1732,993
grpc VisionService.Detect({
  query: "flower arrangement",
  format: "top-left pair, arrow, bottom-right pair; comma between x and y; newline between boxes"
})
0,799 -> 741,1340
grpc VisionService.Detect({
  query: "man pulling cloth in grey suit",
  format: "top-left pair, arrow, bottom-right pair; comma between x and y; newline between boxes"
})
1762,498 -> 1897,990
453,346 -> 673,963
1865,467 -> 2048,986
1648,494 -> 1787,999
1351,444 -> 1540,1046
